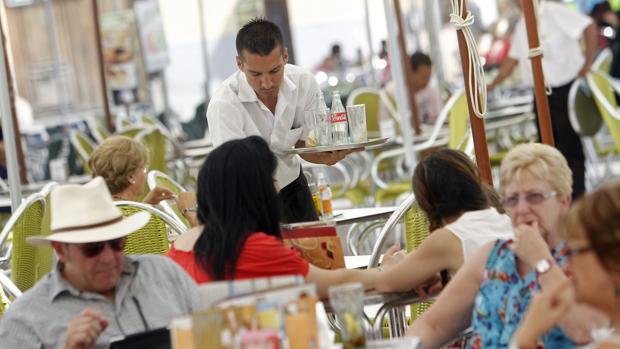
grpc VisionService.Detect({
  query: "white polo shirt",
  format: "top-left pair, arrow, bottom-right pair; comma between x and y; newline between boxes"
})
508,1 -> 592,87
207,64 -> 320,190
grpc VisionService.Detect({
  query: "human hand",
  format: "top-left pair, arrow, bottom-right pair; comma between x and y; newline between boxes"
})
511,222 -> 552,268
314,148 -> 363,165
176,192 -> 197,213
414,273 -> 443,299
513,281 -> 573,347
578,62 -> 592,78
380,243 -> 406,270
64,309 -> 108,349
143,186 -> 176,205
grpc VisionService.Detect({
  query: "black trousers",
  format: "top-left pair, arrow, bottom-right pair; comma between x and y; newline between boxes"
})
533,80 -> 586,198
278,169 -> 319,223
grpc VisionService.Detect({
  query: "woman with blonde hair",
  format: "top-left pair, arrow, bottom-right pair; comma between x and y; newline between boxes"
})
512,180 -> 620,348
88,135 -> 175,205
407,143 -> 607,349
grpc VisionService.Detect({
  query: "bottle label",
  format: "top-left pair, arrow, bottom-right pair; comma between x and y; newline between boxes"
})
331,112 -> 347,124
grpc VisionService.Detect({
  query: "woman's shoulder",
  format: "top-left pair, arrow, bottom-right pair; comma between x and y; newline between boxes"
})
171,226 -> 204,252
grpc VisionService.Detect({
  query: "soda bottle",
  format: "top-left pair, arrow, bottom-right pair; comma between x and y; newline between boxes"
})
330,91 -> 349,144
315,92 -> 331,146
316,173 -> 333,219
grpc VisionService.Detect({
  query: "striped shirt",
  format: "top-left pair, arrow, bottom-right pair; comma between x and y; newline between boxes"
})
0,255 -> 200,349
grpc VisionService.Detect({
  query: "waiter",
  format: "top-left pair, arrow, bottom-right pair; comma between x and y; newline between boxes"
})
488,0 -> 597,198
207,19 -> 355,223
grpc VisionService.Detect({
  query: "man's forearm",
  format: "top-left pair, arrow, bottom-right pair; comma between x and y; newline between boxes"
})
489,57 -> 518,88
583,23 -> 598,68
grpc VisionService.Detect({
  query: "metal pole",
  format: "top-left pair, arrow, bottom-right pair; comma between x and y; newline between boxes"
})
424,0 -> 445,85
383,0 -> 416,172
454,0 -> 492,184
393,0 -> 421,135
522,0 -> 554,146
198,0 -> 211,99
0,21 -> 22,210
363,0 -> 376,84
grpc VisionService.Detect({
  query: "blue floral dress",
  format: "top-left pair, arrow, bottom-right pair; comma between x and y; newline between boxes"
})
466,239 -> 573,349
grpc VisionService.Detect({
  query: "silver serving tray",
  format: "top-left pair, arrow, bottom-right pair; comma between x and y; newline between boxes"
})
282,137 -> 391,154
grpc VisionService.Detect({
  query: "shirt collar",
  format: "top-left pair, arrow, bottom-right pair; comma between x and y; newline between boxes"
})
49,256 -> 137,302
237,65 -> 298,104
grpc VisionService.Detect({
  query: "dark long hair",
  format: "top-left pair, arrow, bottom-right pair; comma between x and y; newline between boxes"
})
193,136 -> 281,280
412,149 -> 500,231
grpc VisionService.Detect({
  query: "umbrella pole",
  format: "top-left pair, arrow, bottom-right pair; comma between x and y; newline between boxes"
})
454,0 -> 492,184
92,0 -> 113,132
522,0 -> 554,146
0,10 -> 23,210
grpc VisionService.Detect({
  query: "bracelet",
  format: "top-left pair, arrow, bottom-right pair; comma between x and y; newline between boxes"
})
182,207 -> 197,215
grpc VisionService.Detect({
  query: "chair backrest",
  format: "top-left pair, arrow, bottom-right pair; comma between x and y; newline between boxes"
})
0,192 -> 50,292
115,201 -> 187,254
117,125 -> 149,139
568,78 -> 604,137
593,48 -> 612,74
403,203 -> 433,320
447,91 -> 469,150
70,130 -> 97,174
146,170 -> 191,228
587,70 -> 620,155
347,87 -> 382,138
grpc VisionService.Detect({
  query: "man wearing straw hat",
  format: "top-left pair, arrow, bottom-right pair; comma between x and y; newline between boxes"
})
0,177 -> 200,349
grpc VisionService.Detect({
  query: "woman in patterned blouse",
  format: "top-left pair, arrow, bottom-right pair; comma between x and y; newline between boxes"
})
407,143 -> 608,349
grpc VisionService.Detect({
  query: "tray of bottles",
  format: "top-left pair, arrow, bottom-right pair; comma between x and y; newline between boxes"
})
282,137 -> 391,155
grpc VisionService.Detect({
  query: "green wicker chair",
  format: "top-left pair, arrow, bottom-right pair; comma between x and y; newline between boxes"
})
115,201 -> 187,255
403,203 -> 433,320
70,130 -> 97,174
147,170 -> 191,228
0,192 -> 50,292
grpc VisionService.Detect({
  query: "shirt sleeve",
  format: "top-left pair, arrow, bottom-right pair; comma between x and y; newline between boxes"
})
508,21 -> 526,61
206,100 -> 247,146
0,307 -> 42,349
166,257 -> 202,313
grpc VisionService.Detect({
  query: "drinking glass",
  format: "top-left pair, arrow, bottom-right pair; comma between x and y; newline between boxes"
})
346,104 -> 367,143
304,110 -> 319,147
313,109 -> 332,146
328,282 -> 365,348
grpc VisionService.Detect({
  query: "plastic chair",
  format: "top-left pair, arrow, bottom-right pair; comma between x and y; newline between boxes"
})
69,130 -> 97,174
347,87 -> 383,139
585,70 -> 620,178
403,203 -> 433,319
0,192 -> 50,292
136,126 -> 185,177
593,48 -> 612,74
115,201 -> 187,254
147,170 -> 191,228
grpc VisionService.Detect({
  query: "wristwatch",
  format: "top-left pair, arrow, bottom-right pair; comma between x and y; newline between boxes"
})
182,206 -> 197,215
535,258 -> 555,276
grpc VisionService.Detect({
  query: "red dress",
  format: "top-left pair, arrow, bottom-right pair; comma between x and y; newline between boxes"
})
167,232 -> 310,283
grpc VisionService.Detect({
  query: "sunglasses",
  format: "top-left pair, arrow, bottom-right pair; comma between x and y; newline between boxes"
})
77,238 -> 126,258
566,245 -> 593,258
502,191 -> 558,209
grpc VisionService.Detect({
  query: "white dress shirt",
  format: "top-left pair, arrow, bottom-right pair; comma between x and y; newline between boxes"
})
207,64 -> 321,190
508,1 -> 592,87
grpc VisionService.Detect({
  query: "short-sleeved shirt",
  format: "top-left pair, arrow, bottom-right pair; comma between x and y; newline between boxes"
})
468,239 -> 573,349
206,64 -> 321,190
0,255 -> 201,349
167,232 -> 310,283
508,1 -> 593,87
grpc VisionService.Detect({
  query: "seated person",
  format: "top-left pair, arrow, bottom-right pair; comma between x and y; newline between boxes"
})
375,148 -> 513,293
167,136 -> 397,299
512,179 -> 620,348
0,177 -> 200,349
407,143 -> 608,348
385,51 -> 442,125
89,136 -> 198,226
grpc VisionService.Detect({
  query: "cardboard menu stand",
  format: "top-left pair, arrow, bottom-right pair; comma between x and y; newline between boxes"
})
281,224 -> 345,270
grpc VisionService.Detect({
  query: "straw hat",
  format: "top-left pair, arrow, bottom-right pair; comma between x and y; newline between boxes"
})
27,177 -> 150,245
